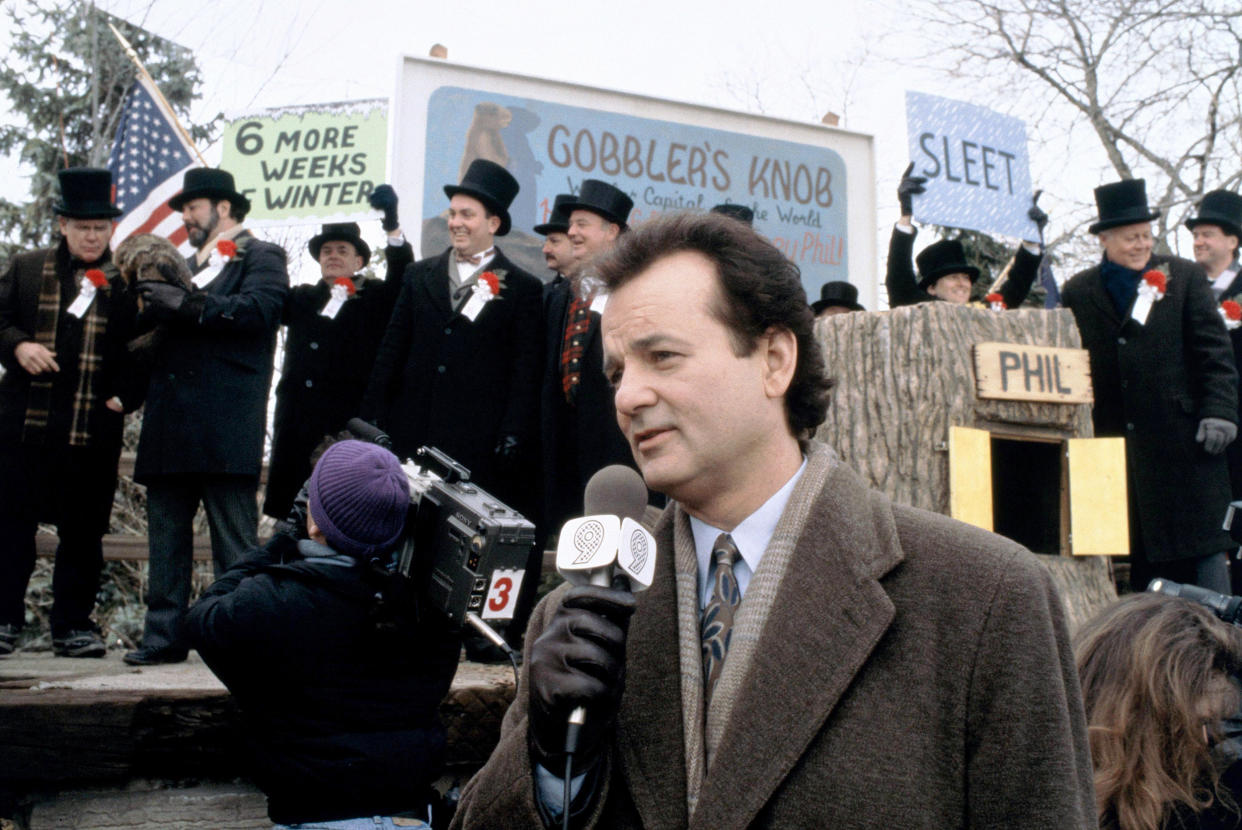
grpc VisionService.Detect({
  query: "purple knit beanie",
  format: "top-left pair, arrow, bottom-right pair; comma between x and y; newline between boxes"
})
307,440 -> 409,558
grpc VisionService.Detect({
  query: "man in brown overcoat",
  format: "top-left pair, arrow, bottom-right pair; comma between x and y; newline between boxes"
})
452,212 -> 1095,829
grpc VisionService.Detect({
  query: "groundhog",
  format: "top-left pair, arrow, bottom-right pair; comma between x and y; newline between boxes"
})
113,233 -> 193,360
457,102 -> 512,182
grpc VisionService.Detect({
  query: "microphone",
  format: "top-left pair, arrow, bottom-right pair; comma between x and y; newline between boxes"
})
556,465 -> 657,591
554,465 -> 657,757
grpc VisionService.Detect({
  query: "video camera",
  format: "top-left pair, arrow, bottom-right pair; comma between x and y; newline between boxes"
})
1147,578 -> 1242,627
346,419 -> 537,630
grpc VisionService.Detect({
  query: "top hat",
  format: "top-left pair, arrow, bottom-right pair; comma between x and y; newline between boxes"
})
54,168 -> 121,219
309,222 -> 371,263
710,203 -> 754,226
534,194 -> 574,236
1088,179 -> 1161,234
168,167 -> 251,214
1185,190 -> 1242,239
561,180 -> 634,230
812,281 -> 865,313
916,239 -> 980,289
444,159 -> 519,236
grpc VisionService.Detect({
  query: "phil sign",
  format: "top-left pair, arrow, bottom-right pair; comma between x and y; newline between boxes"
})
905,92 -> 1037,241
393,57 -> 877,305
220,99 -> 388,226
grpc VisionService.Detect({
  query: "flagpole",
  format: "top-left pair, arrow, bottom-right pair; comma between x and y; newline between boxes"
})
107,22 -> 208,166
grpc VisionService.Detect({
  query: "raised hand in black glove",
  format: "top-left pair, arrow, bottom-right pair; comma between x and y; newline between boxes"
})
1198,417 -> 1237,455
273,481 -> 311,541
1028,190 -> 1049,238
137,280 -> 190,321
528,583 -> 637,774
369,184 -> 400,232
897,161 -> 927,217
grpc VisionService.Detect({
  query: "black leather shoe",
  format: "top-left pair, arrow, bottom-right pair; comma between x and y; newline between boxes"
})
53,629 -> 107,658
123,646 -> 188,666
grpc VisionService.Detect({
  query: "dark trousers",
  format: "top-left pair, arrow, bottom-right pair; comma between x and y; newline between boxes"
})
139,474 -> 259,652
0,442 -> 119,636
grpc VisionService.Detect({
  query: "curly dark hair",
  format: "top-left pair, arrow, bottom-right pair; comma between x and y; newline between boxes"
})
595,210 -> 832,437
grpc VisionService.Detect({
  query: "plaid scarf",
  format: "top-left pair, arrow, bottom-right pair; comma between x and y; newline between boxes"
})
560,291 -> 593,404
21,248 -> 109,446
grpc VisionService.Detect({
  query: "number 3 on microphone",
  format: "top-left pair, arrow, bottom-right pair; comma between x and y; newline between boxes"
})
482,568 -> 527,620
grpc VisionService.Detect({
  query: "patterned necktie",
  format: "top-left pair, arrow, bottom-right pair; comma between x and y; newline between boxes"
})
560,291 -> 592,404
456,247 -> 492,265
701,533 -> 742,710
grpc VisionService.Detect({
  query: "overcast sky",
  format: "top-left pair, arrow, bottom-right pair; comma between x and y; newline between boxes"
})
2,0 -> 1153,279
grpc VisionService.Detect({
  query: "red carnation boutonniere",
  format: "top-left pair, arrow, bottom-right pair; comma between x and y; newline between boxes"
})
1221,300 -> 1242,331
1140,269 -> 1166,299
216,239 -> 238,260
480,271 -> 501,298
333,276 -> 357,296
85,269 -> 108,289
985,292 -> 1007,311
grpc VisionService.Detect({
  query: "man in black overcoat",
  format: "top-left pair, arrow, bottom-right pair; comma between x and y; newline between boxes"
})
126,167 -> 289,665
1186,189 -> 1242,590
1062,179 -> 1239,592
263,209 -> 410,524
540,180 -> 643,540
536,193 -> 575,305
361,160 -> 541,517
0,169 -> 141,657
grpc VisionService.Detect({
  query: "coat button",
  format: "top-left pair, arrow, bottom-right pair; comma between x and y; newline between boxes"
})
1117,337 -> 1126,345
305,379 -> 314,388
1126,422 -> 1135,431
437,365 -> 446,373
444,327 -> 452,334
1120,380 -> 1128,389
310,342 -> 319,350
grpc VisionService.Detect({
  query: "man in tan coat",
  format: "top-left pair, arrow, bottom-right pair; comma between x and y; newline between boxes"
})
453,212 -> 1095,829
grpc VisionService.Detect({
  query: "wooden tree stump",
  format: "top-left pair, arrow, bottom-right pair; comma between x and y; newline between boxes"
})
814,303 -> 1117,631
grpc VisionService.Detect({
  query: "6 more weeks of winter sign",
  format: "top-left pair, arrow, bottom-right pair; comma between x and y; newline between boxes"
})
220,99 -> 388,226
905,91 -> 1038,242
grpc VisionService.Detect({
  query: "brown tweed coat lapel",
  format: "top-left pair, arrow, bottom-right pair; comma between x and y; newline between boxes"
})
614,505 -> 691,829
690,450 -> 904,830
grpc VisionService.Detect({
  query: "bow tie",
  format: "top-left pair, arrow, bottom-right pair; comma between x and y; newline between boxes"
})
456,248 -> 493,266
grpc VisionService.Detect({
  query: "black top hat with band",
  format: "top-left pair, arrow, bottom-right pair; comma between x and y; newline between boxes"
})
308,222 -> 371,263
169,167 -> 252,214
916,239 -> 981,289
1186,190 -> 1242,239
444,159 -> 519,236
560,179 -> 634,230
54,168 -> 122,219
711,203 -> 754,226
1088,179 -> 1161,235
534,194 -> 574,236
812,281 -> 865,313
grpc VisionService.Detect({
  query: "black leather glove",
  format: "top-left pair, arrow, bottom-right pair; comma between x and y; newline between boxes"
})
1198,417 -> 1237,455
494,433 -> 521,462
897,162 -> 926,216
137,280 -> 190,321
369,184 -> 400,232
1028,191 -> 1048,233
273,482 -> 311,541
529,583 -> 637,774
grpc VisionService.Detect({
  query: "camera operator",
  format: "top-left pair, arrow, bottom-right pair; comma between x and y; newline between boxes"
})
187,439 -> 462,828
1076,592 -> 1242,830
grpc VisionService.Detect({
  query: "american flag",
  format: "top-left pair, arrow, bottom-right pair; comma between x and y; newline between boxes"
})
107,76 -> 200,253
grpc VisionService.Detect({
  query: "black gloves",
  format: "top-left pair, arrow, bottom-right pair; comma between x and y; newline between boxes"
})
1198,418 -> 1237,455
370,184 -> 400,232
137,280 -> 190,321
1028,190 -> 1049,239
528,584 -> 637,774
273,482 -> 312,541
898,162 -> 926,216
494,433 -> 521,462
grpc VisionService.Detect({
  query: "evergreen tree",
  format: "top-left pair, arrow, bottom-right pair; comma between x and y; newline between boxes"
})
0,0 -> 219,261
